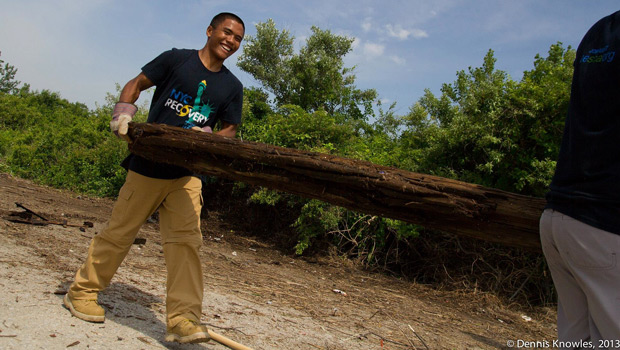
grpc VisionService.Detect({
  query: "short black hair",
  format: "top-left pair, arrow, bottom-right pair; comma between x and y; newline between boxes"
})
210,12 -> 245,31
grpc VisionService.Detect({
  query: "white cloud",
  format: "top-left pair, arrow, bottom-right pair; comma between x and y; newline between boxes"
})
363,42 -> 385,57
411,29 -> 429,39
385,24 -> 410,40
362,17 -> 372,32
390,56 -> 406,65
385,24 -> 428,40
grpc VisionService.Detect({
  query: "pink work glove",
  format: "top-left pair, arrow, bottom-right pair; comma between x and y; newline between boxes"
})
110,102 -> 138,141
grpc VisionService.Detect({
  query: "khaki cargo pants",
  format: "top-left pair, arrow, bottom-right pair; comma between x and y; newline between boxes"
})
69,170 -> 204,328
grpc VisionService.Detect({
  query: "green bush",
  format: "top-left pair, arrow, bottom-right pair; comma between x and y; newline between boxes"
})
0,88 -> 148,197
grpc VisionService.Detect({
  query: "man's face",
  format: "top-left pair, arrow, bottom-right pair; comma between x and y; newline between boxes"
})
206,18 -> 245,61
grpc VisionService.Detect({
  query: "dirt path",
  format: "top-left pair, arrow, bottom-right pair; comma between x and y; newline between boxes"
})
0,173 -> 557,349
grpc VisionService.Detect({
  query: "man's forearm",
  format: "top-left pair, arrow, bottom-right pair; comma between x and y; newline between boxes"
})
119,79 -> 142,104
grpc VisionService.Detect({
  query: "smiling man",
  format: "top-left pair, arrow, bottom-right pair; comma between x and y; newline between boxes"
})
64,13 -> 245,344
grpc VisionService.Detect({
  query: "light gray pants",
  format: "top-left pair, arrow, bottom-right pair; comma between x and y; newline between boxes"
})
540,209 -> 620,348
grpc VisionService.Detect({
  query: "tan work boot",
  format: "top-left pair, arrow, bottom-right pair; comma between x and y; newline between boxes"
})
165,319 -> 211,344
63,293 -> 105,323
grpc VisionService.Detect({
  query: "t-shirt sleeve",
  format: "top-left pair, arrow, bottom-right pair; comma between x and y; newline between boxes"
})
141,49 -> 178,85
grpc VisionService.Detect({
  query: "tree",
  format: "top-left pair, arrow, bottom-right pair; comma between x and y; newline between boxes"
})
397,44 -> 575,197
0,52 -> 20,94
237,20 -> 377,122
237,20 -> 294,105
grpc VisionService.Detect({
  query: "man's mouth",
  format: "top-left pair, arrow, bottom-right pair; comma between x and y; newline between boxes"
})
221,44 -> 232,53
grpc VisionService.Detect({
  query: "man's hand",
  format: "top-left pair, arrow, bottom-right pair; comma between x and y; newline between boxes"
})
216,122 -> 238,138
110,102 -> 138,142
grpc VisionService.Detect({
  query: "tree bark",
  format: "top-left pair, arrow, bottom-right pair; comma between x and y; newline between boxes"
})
127,123 -> 545,251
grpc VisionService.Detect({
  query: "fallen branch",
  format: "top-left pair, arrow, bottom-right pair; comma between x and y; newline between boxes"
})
408,325 -> 429,350
128,123 -> 545,251
16,202 -> 49,221
207,329 -> 253,350
5,202 -> 94,231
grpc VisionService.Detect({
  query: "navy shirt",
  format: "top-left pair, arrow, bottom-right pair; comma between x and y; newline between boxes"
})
125,49 -> 243,179
546,11 -> 620,235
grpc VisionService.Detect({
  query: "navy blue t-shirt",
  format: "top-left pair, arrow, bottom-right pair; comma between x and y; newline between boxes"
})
546,11 -> 620,235
125,48 -> 243,179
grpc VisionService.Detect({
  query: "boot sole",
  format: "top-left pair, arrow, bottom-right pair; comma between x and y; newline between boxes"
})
63,294 -> 105,323
164,331 -> 210,344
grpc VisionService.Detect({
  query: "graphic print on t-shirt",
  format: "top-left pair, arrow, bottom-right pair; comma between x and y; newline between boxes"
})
183,80 -> 214,128
163,80 -> 214,128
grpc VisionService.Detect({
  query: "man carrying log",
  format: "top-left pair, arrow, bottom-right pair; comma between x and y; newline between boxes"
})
64,12 -> 245,344
540,10 -> 620,344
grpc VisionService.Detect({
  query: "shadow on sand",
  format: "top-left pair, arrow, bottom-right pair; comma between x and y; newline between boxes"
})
59,280 -> 215,350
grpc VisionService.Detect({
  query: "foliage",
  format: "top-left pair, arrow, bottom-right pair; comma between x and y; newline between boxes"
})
0,85 -> 148,197
238,86 -> 273,142
242,87 -> 272,121
236,20 -> 294,105
237,19 -> 377,123
292,200 -> 341,255
396,44 -> 574,197
0,52 -> 21,94
248,104 -> 355,152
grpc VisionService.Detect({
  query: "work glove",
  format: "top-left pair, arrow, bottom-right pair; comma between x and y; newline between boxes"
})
110,102 -> 138,142
190,125 -> 213,133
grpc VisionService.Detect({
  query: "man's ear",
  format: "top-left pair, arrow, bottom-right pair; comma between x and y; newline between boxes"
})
206,25 -> 213,39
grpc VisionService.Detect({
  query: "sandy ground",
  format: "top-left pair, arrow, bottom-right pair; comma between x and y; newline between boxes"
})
0,172 -> 558,349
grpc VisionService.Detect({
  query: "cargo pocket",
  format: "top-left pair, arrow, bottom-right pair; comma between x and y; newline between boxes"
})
110,184 -> 135,222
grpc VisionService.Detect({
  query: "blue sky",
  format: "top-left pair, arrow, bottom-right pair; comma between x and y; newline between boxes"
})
1,1 -> 618,115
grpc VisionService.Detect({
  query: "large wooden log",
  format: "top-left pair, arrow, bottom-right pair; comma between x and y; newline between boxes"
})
127,123 -> 546,251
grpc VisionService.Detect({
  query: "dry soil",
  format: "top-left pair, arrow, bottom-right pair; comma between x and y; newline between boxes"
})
0,173 -> 558,349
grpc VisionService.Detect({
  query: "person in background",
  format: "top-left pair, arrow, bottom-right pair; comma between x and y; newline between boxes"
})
541,10 -> 620,345
63,12 -> 245,344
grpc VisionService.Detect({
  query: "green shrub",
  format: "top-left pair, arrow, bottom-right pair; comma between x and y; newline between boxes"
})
0,88 -> 141,197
